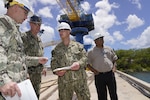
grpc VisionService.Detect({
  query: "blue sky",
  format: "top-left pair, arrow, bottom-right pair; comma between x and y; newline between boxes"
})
0,0 -> 150,65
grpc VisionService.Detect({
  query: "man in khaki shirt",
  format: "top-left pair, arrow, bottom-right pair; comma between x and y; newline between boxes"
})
87,33 -> 118,100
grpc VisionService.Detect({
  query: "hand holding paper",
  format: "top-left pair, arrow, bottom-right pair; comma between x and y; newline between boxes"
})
0,82 -> 21,98
53,66 -> 72,72
3,79 -> 38,100
53,66 -> 72,76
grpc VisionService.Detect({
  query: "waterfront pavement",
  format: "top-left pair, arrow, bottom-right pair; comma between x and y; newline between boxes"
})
40,69 -> 150,100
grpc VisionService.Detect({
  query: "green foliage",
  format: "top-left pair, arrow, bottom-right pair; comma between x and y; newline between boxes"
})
115,48 -> 150,72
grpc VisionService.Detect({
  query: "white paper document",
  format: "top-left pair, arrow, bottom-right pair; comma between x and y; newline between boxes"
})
3,79 -> 38,100
53,66 -> 72,72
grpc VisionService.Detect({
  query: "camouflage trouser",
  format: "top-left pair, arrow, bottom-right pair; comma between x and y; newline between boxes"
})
28,67 -> 42,99
58,79 -> 90,100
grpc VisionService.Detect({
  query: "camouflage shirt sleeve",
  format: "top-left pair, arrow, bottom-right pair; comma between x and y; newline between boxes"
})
0,17 -> 16,86
25,56 -> 39,67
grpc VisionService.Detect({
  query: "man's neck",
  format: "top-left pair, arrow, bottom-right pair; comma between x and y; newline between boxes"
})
31,30 -> 38,38
62,38 -> 70,46
96,44 -> 103,48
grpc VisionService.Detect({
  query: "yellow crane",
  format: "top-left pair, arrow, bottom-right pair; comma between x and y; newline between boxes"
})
56,0 -> 81,21
56,0 -> 94,51
43,0 -> 94,51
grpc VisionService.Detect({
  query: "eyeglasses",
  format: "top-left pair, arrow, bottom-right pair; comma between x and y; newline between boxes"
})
30,22 -> 41,27
59,29 -> 70,32
33,23 -> 41,26
95,37 -> 103,41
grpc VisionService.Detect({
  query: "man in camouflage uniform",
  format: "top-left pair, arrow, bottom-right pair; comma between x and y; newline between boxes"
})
0,0 -> 48,99
21,15 -> 46,99
51,22 -> 90,100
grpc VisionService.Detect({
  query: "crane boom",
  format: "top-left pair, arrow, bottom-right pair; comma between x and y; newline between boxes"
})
43,40 -> 61,47
56,0 -> 81,21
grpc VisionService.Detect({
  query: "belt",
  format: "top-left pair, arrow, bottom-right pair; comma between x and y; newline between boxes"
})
28,64 -> 43,69
99,70 -> 112,74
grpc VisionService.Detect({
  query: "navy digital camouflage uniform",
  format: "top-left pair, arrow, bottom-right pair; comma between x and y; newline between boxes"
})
0,15 -> 40,100
51,40 -> 90,100
21,30 -> 44,98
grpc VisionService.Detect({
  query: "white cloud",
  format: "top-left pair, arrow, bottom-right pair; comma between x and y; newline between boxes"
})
37,7 -> 53,18
37,0 -> 57,5
104,31 -> 115,45
124,26 -> 150,48
113,31 -> 124,41
83,35 -> 93,45
130,0 -> 141,9
81,1 -> 90,12
126,14 -> 144,31
29,0 -> 37,5
40,24 -> 55,43
95,0 -> 111,12
93,1 -> 118,30
83,35 -> 95,51
19,20 -> 30,32
90,0 -> 119,45
0,0 -> 7,15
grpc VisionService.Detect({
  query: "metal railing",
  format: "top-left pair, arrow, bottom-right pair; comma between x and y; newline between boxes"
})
116,70 -> 150,98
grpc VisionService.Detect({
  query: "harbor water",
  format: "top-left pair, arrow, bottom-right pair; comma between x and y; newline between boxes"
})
127,72 -> 150,83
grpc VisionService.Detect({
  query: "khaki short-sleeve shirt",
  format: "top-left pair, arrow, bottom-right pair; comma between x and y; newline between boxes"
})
88,46 -> 118,72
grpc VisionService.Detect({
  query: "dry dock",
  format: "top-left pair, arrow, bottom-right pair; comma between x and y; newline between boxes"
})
40,70 -> 150,100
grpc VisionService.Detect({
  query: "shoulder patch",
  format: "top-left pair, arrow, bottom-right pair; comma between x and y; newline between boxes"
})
0,18 -> 12,30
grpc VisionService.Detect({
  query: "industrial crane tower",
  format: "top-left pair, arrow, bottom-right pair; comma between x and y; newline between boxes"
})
56,0 -> 94,50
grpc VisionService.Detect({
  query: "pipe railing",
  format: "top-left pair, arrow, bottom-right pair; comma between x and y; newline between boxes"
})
116,70 -> 150,98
